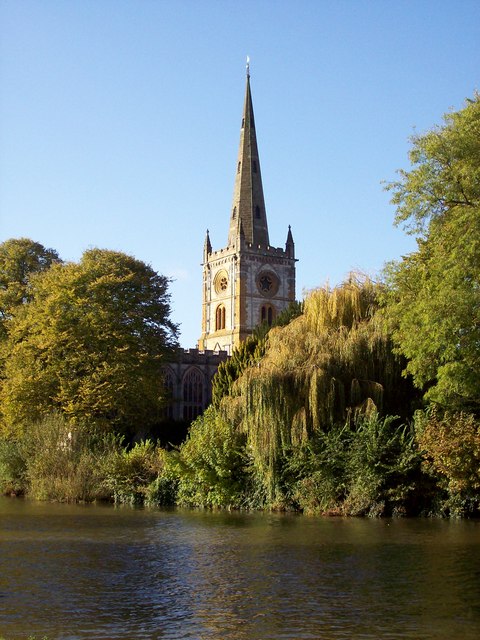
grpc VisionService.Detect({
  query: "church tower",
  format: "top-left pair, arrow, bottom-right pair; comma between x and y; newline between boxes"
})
198,64 -> 296,355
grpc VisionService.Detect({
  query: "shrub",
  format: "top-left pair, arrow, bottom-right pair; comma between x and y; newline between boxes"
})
284,425 -> 350,514
0,437 -> 27,495
416,409 -> 480,517
102,440 -> 164,505
18,412 -> 120,502
343,413 -> 421,517
283,413 -> 422,517
169,407 -> 249,508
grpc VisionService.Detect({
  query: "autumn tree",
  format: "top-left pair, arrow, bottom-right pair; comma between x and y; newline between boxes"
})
0,248 -> 178,437
0,238 -> 61,339
383,94 -> 480,411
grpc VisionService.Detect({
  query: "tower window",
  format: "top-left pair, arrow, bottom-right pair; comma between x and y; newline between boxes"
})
237,162 -> 241,173
232,206 -> 237,218
241,118 -> 245,128
261,305 -> 275,326
216,304 -> 226,331
255,205 -> 261,219
253,161 -> 257,173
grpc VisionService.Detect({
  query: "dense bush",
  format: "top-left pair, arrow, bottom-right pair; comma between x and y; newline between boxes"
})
162,407 -> 249,508
19,413 -> 120,502
416,409 -> 480,517
102,440 -> 164,505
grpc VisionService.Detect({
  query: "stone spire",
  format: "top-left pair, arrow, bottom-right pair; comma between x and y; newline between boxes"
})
203,229 -> 212,262
227,64 -> 270,247
285,224 -> 295,259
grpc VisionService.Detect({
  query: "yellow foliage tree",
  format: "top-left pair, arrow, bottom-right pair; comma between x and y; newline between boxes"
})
219,276 -> 414,502
0,248 -> 178,437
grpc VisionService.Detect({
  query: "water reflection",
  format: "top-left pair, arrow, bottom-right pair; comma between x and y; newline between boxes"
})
1,498 -> 479,639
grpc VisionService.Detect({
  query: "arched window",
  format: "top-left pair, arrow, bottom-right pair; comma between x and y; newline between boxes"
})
162,367 -> 175,420
261,305 -> 275,326
237,161 -> 241,173
216,304 -> 226,331
183,367 -> 204,421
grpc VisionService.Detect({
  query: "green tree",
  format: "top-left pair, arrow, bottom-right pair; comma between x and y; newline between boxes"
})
0,248 -> 178,437
212,300 -> 303,407
219,277 -> 415,503
383,94 -> 480,410
0,238 -> 61,339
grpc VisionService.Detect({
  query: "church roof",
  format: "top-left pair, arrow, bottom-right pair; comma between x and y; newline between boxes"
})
228,65 -> 270,247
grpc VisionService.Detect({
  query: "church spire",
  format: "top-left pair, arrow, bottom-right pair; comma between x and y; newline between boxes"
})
203,229 -> 212,262
228,63 -> 270,247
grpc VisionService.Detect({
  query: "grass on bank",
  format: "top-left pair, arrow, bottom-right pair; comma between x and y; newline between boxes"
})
1,408 -> 479,517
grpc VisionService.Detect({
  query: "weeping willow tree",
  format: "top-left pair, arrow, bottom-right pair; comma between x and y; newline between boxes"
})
219,276 -> 416,503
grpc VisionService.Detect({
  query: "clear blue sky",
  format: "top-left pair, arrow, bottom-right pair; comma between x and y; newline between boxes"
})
1,0 -> 479,347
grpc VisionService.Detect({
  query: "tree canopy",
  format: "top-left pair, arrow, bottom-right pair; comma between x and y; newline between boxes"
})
0,247 -> 178,437
383,94 -> 480,411
216,277 -> 415,502
0,238 -> 61,339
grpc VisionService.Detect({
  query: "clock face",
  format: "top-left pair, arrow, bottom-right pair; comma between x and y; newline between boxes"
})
256,270 -> 279,297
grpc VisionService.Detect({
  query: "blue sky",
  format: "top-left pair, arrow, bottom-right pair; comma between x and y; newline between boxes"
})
1,0 -> 479,347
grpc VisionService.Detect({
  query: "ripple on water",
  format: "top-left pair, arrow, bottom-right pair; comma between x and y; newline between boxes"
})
1,500 -> 480,639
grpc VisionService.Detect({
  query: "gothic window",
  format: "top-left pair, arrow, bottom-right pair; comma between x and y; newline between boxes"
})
232,206 -> 237,218
261,305 -> 275,326
255,205 -> 261,219
237,162 -> 241,173
256,270 -> 279,297
241,118 -> 245,128
162,367 -> 175,420
253,160 -> 257,173
259,274 -> 273,293
183,367 -> 204,422
216,304 -> 226,331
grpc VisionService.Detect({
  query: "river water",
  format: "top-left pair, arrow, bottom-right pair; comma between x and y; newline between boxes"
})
1,497 -> 479,640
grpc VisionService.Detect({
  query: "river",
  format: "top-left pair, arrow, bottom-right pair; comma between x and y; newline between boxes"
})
1,497 -> 479,639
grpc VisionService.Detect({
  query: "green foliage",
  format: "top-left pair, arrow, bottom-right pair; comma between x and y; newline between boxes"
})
0,238 -> 60,339
165,406 -> 249,508
283,414 -> 421,517
0,247 -> 178,437
102,440 -> 164,505
144,467 -> 179,507
416,409 -> 480,516
212,335 -> 262,408
284,426 -> 350,514
0,437 -> 27,495
344,414 -> 421,517
219,277 -> 415,502
383,94 -> 480,410
14,412 -> 121,502
212,300 -> 303,407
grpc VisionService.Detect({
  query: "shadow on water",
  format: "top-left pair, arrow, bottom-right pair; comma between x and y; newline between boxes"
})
1,497 -> 480,639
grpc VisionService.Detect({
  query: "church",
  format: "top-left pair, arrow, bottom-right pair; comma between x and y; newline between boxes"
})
162,64 -> 297,421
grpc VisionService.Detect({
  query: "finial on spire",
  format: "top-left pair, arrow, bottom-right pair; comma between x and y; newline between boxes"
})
246,55 -> 250,77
